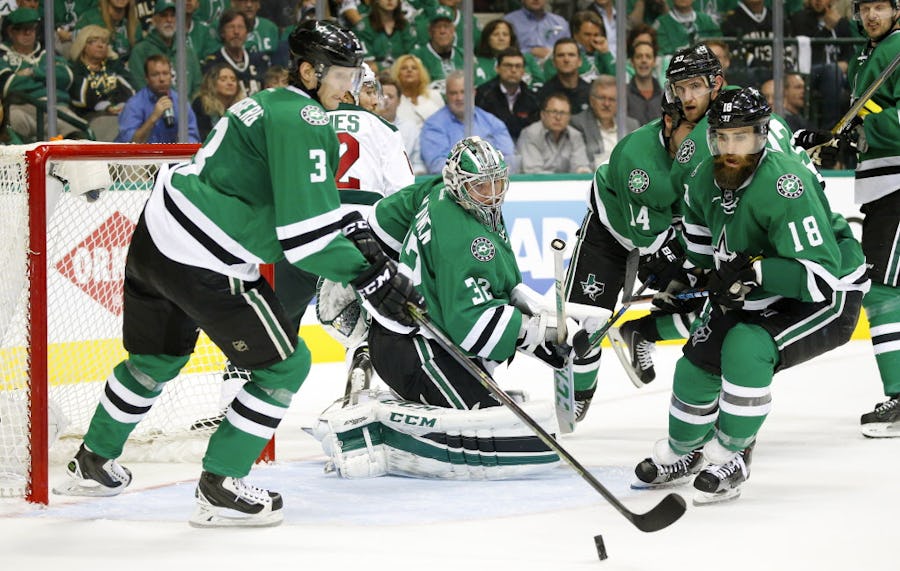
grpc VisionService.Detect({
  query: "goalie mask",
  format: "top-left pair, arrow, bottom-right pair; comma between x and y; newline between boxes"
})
707,88 -> 771,196
289,20 -> 364,107
442,137 -> 510,233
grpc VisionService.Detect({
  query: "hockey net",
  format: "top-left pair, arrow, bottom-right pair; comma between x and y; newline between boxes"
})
0,142 -> 249,503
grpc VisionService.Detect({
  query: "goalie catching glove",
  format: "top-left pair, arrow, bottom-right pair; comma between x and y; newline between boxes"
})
516,312 -> 576,369
343,212 -> 425,328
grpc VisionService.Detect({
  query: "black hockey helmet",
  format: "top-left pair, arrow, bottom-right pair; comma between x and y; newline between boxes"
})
665,43 -> 723,87
661,95 -> 687,152
707,87 -> 771,155
852,0 -> 900,39
289,20 -> 364,76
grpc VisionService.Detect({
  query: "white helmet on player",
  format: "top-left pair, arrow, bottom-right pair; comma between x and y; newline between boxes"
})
352,65 -> 382,112
442,137 -> 510,233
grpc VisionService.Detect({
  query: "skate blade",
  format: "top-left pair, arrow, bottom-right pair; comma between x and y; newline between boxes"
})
692,487 -> 741,506
607,328 -> 651,389
861,421 -> 900,438
189,504 -> 284,528
52,478 -> 127,497
630,477 -> 693,491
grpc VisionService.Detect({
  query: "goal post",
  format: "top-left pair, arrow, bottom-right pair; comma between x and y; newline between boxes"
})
0,142 -> 279,504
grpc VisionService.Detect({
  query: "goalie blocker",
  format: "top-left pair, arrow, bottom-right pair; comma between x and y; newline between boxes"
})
313,392 -> 561,479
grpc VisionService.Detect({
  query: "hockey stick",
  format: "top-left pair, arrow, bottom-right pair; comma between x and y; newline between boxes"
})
572,249 -> 652,359
408,304 -> 687,533
623,288 -> 709,307
551,238 -> 576,434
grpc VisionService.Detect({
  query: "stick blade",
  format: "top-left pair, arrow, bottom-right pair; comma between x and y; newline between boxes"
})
630,493 -> 687,533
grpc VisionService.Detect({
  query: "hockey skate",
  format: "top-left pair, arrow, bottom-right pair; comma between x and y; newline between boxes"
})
692,441 -> 754,506
53,443 -> 132,497
860,395 -> 900,438
190,471 -> 284,528
343,346 -> 373,407
574,387 -> 595,422
632,439 -> 704,489
608,321 -> 655,387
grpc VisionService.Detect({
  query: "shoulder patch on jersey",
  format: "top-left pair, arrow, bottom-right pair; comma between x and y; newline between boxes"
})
471,236 -> 496,262
676,138 -> 695,164
627,169 -> 650,194
300,104 -> 329,126
776,173 -> 804,199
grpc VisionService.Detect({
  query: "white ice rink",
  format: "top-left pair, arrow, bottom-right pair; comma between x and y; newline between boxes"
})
1,340 -> 897,570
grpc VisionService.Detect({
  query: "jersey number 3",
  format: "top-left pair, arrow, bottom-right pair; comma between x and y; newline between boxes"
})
336,132 -> 361,190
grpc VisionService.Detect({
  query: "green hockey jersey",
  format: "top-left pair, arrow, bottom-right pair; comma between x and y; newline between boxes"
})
682,150 -> 868,308
144,85 -> 369,286
372,178 -> 525,362
591,118 -> 679,254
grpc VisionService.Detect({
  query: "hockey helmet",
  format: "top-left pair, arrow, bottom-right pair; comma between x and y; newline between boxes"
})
443,137 -> 509,232
352,64 -> 383,110
289,20 -> 364,77
852,0 -> 900,39
707,87 -> 771,156
664,44 -> 723,105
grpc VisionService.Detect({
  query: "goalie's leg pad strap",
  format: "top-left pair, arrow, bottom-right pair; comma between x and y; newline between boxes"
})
314,397 -> 561,479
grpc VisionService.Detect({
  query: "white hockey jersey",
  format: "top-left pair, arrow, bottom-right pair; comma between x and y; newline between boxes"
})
328,103 -> 415,218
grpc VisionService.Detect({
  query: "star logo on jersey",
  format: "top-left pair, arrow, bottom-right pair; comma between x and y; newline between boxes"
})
676,139 -> 695,164
471,236 -> 496,262
300,104 -> 329,126
690,322 -> 712,345
580,273 -> 605,300
627,169 -> 650,194
776,173 -> 804,199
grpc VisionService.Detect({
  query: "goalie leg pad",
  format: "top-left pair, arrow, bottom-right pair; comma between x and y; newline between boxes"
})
313,395 -> 561,480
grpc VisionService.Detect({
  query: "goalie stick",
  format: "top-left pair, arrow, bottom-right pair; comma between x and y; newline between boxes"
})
551,238 -> 576,434
408,303 -> 687,533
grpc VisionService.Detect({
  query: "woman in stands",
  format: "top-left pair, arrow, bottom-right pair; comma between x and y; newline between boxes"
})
191,63 -> 246,140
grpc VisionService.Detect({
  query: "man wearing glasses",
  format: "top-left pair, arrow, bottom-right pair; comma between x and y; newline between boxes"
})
517,92 -> 592,173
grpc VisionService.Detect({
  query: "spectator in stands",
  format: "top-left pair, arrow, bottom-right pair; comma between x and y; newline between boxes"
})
721,0 -> 786,87
0,92 -> 24,144
624,23 -> 661,80
391,54 -> 444,134
116,54 -> 200,143
194,0 -> 229,28
789,0 -> 853,128
184,0 -> 220,59
654,0 -> 721,56
129,0 -> 202,98
781,72 -> 813,131
263,64 -> 289,88
355,0 -> 417,72
411,7 -> 464,93
75,0 -> 143,65
231,0 -> 279,57
626,40 -> 662,125
378,72 -> 425,174
416,0 -> 482,51
191,63 -> 245,139
203,10 -> 269,96
505,0 -> 570,62
419,70 -> 515,174
629,0 -> 671,27
586,0 -> 619,58
537,38 -> 592,115
475,48 -> 541,141
51,0 -> 95,58
760,77 -> 775,106
544,11 -> 614,84
68,25 -> 136,142
570,74 -> 640,169
473,18 -> 543,88
0,8 -> 84,141
518,92 -> 592,173
257,0 -> 295,30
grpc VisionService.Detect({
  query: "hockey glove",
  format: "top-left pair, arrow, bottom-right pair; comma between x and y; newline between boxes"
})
352,258 -> 425,328
652,280 -> 706,315
341,211 -> 385,265
706,253 -> 760,310
516,313 -> 575,369
637,239 -> 686,292
792,129 -> 839,169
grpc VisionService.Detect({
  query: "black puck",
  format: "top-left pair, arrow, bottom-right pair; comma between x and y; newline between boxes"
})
594,534 -> 608,560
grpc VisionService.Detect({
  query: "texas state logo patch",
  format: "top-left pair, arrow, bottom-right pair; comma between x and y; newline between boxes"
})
471,237 -> 496,262
300,104 -> 329,126
776,173 -> 804,199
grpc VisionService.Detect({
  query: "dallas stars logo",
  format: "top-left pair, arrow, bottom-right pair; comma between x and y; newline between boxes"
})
676,138 -> 695,164
300,104 -> 328,126
580,273 -> 605,300
776,173 -> 804,199
627,169 -> 650,194
470,236 -> 495,262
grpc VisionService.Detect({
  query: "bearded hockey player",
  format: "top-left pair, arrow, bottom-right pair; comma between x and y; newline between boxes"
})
54,20 -> 424,527
632,88 -> 868,505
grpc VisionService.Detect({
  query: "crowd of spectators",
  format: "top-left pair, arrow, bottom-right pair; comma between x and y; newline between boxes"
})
0,0 -> 863,171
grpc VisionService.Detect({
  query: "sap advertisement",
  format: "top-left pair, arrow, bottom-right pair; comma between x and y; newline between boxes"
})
500,175 -> 862,296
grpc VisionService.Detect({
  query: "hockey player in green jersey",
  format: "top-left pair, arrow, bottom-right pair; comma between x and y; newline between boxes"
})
793,0 -> 900,438
54,20 -> 425,528
633,88 -> 869,505
562,97 -> 696,415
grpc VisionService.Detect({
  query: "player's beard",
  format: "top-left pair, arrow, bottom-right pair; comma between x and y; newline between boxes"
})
713,153 -> 760,190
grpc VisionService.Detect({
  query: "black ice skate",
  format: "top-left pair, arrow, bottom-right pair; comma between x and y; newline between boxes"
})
343,346 -> 373,407
632,441 -> 703,489
53,443 -> 132,497
574,387 -> 595,422
608,321 -> 655,387
190,471 -> 284,528
693,443 -> 754,506
860,394 -> 900,438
